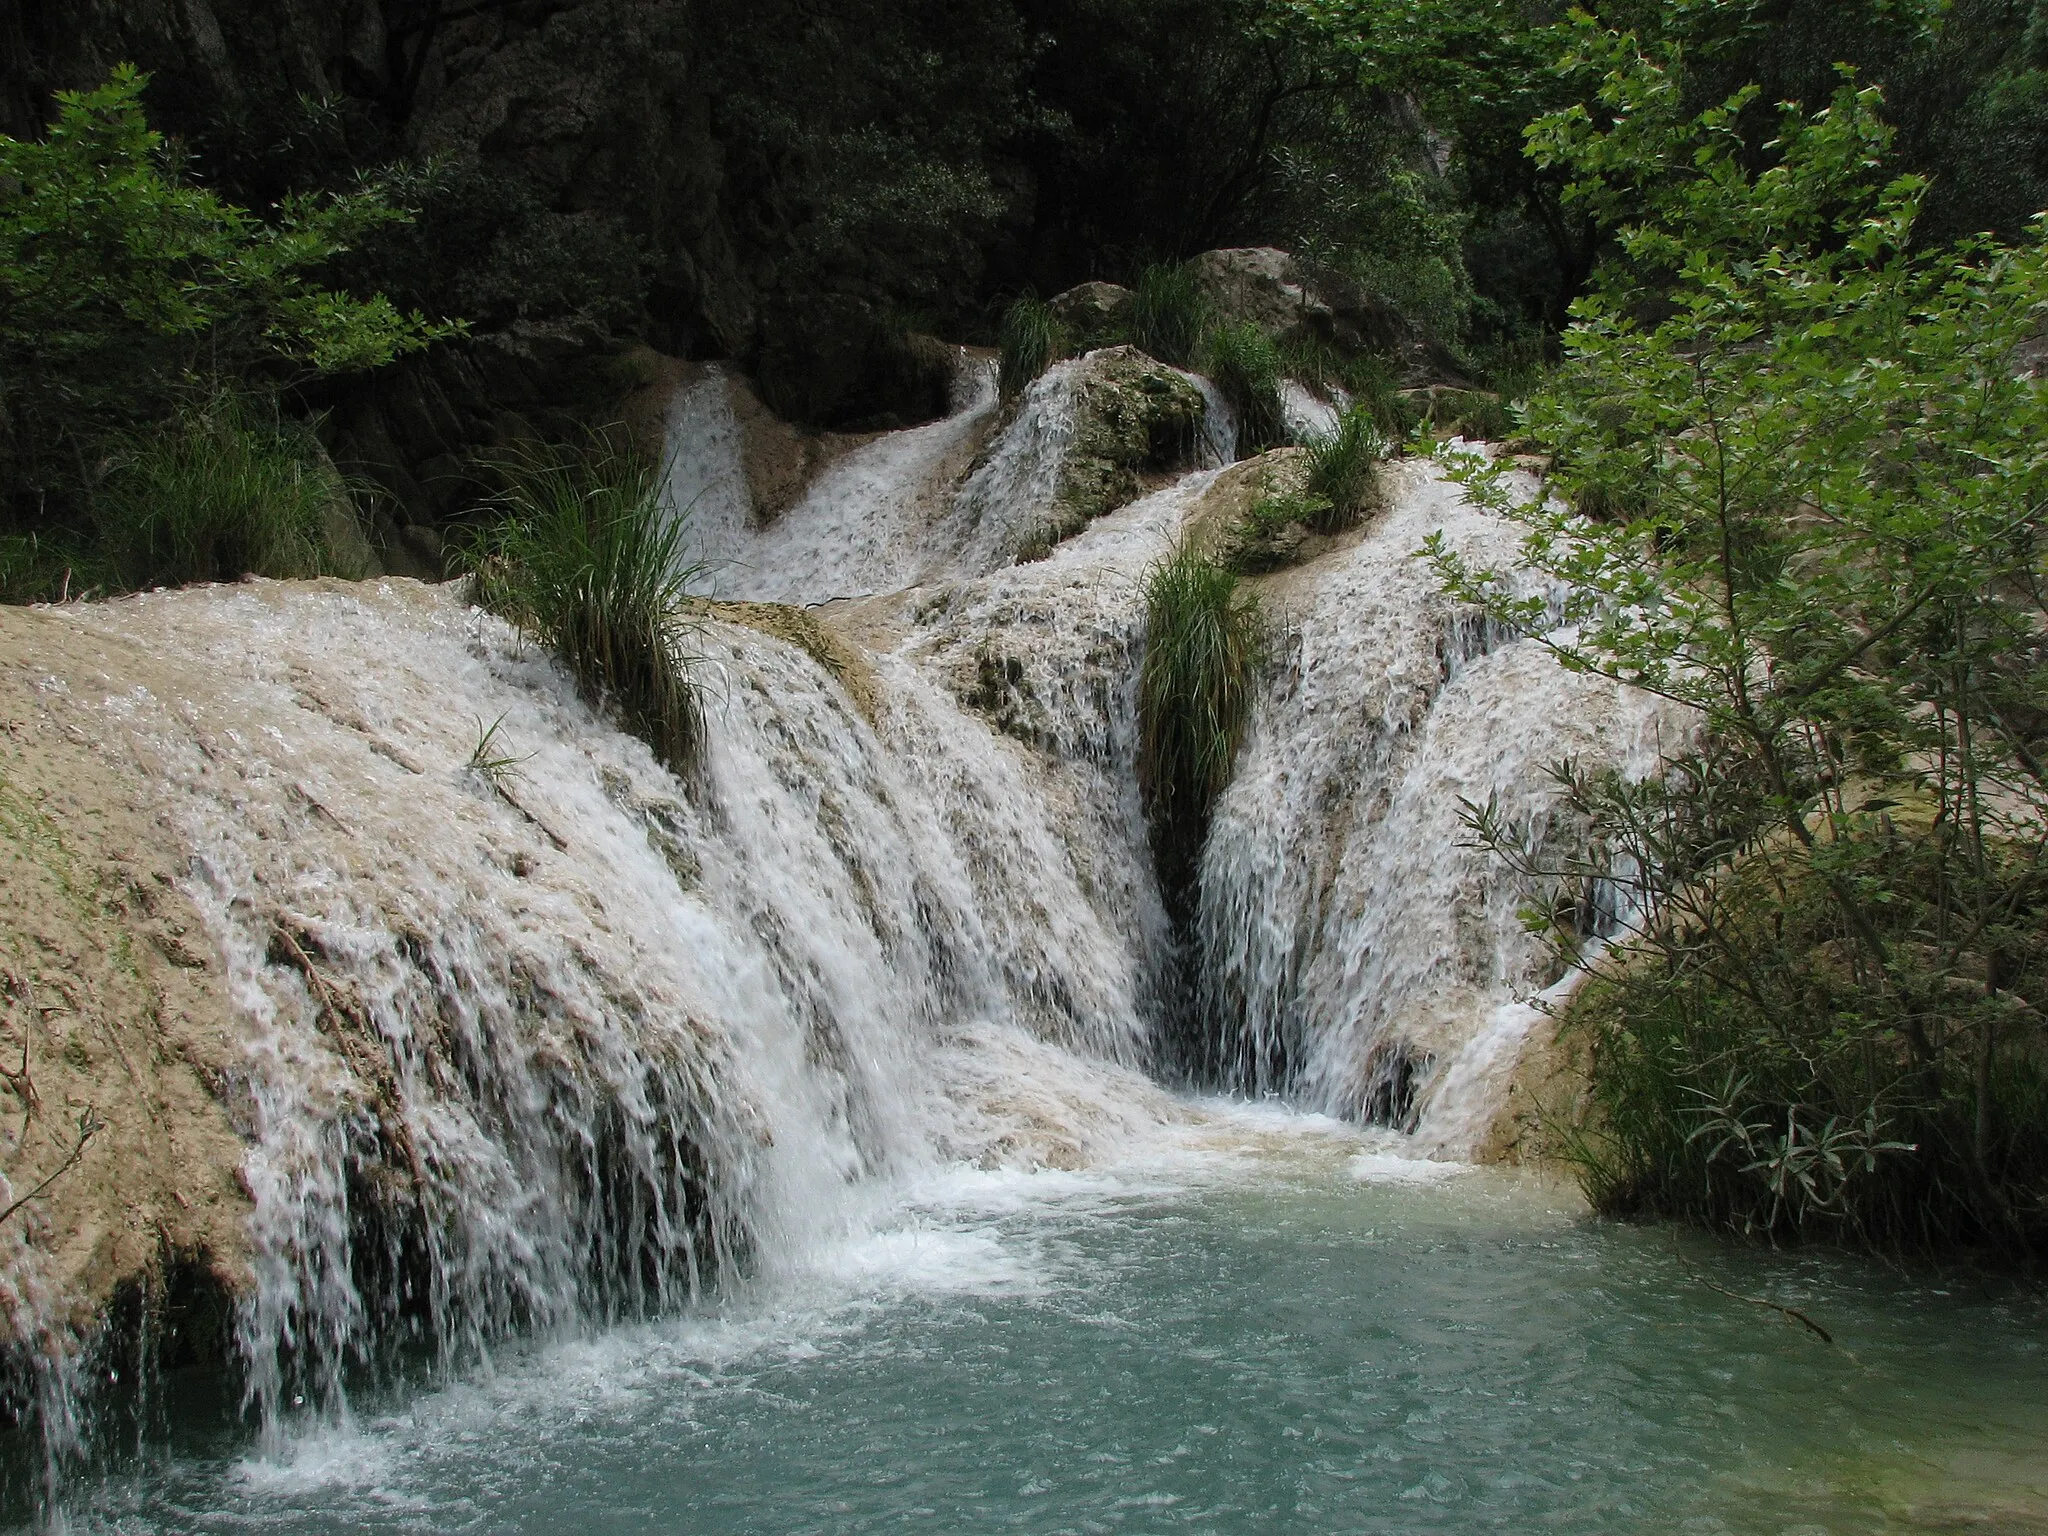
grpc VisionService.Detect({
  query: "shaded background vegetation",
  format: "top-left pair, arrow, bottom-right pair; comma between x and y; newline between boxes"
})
8,0 -> 2048,552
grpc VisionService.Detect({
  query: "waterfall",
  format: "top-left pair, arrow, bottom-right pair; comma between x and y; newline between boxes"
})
35,554 -> 1169,1447
7,365 -> 1675,1495
1195,458 -> 1681,1151
669,353 -> 1004,604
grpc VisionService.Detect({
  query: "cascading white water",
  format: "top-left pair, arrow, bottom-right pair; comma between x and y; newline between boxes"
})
673,350 -> 1234,606
672,355 -> 1002,604
10,363 -> 1679,1498
44,565 -> 1173,1444
1279,380 -> 1344,444
1196,456 -> 1681,1151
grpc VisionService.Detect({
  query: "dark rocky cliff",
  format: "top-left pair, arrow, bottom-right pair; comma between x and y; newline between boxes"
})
2,0 -> 1012,562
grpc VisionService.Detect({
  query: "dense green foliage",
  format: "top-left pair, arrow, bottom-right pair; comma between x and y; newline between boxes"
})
1202,323 -> 1287,459
998,295 -> 1067,395
1289,0 -> 2048,341
1431,41 -> 2048,1251
1139,540 -> 1263,928
0,68 -> 448,591
462,435 -> 705,776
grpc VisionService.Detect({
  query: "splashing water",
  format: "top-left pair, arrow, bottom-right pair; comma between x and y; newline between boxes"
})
9,367 -> 1712,1524
1196,459 -> 1682,1147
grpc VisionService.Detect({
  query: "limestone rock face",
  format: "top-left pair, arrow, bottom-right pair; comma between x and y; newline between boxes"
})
1191,248 -> 1328,339
1191,247 -> 1402,360
1047,282 -> 1134,348
1040,346 -> 1207,550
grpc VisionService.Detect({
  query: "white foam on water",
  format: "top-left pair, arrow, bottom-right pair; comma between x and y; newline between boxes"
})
1197,458 -> 1685,1151
1347,1151 -> 1470,1186
675,354 -> 1003,604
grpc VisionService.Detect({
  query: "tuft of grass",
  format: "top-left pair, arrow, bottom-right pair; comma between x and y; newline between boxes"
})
460,431 -> 705,776
998,293 -> 1067,396
1138,538 -> 1263,914
1276,333 -> 1336,393
465,712 -> 531,789
1299,406 -> 1387,533
1202,323 -> 1286,459
1129,262 -> 1213,370
94,395 -> 370,591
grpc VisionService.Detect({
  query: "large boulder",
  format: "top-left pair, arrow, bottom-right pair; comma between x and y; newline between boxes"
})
1047,282 -> 1134,349
1040,346 -> 1207,549
1191,247 -> 1403,361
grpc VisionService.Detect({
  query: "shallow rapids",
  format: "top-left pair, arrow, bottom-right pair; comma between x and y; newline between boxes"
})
46,1111 -> 2048,1535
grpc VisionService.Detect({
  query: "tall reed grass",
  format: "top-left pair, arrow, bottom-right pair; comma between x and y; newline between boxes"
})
1138,539 -> 1262,911
95,396 -> 369,590
1202,323 -> 1285,458
1129,262 -> 1213,370
462,432 -> 705,775
998,294 -> 1066,396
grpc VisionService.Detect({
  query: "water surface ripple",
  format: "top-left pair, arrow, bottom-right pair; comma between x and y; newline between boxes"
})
57,1116 -> 2048,1535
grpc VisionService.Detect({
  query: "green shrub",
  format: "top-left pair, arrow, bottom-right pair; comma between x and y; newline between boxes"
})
998,293 -> 1067,395
94,397 -> 370,590
1442,388 -> 1513,442
0,67 -> 453,533
1338,352 -> 1416,442
1299,406 -> 1386,532
1202,323 -> 1286,458
461,433 -> 705,776
1129,262 -> 1213,370
1138,539 -> 1262,913
1221,489 -> 1330,574
1543,839 -> 2048,1251
1437,61 -> 2048,1254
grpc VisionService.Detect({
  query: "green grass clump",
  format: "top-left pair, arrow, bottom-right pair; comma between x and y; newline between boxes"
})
462,432 -> 705,776
1202,323 -> 1286,459
1299,406 -> 1386,533
1138,539 -> 1262,911
1129,262 -> 1213,370
1222,489 -> 1328,574
998,294 -> 1067,396
1276,332 -> 1344,394
0,531 -> 89,603
1333,352 -> 1415,442
94,396 -> 369,590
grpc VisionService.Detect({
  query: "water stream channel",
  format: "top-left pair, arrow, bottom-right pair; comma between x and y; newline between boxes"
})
52,1111 -> 2048,1533
5,354 -> 2044,1531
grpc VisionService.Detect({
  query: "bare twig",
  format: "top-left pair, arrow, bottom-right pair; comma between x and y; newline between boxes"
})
0,1107 -> 103,1229
1691,1271 -> 1834,1344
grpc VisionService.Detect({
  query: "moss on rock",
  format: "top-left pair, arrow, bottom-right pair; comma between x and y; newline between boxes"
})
1033,347 -> 1206,553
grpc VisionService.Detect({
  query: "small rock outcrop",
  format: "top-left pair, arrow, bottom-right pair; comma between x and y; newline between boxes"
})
1035,347 -> 1207,553
1047,282 -> 1135,350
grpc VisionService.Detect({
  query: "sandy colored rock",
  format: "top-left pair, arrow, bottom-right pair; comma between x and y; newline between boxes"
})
0,605 -> 252,1358
1191,247 -> 1333,341
703,601 -> 883,724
